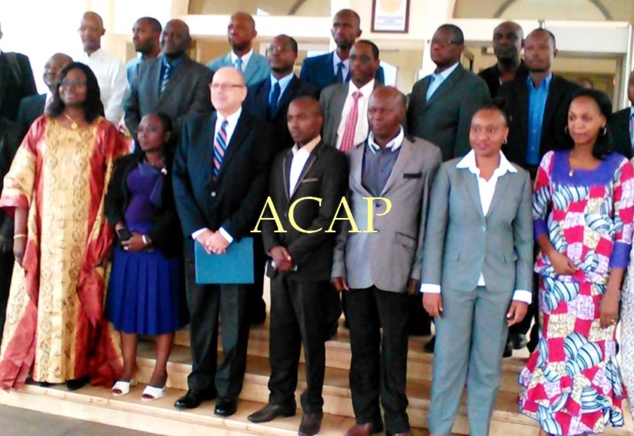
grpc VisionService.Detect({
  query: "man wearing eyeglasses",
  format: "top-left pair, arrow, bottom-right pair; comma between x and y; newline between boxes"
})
172,66 -> 274,418
124,19 -> 212,144
407,24 -> 490,163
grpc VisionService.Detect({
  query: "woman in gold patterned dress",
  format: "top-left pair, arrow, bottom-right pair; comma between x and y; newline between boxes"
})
0,62 -> 128,390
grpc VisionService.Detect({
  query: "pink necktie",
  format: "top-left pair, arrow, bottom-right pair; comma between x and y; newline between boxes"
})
339,91 -> 362,152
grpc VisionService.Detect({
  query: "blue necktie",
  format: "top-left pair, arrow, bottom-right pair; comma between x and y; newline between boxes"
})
159,62 -> 172,96
213,120 -> 229,181
269,82 -> 281,117
335,62 -> 344,83
235,57 -> 243,73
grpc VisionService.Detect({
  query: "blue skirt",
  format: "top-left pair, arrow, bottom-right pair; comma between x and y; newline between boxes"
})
106,246 -> 188,335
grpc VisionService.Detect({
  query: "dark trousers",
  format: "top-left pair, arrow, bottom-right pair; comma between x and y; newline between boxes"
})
246,234 -> 267,322
344,286 -> 411,434
268,275 -> 327,413
183,240 -> 250,400
0,250 -> 13,345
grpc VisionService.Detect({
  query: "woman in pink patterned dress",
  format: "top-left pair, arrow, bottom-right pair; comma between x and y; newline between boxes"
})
518,89 -> 634,435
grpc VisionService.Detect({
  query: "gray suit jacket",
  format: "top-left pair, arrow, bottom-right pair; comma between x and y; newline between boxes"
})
407,64 -> 490,161
421,157 -> 533,294
207,51 -> 270,87
332,135 -> 442,292
124,55 -> 213,136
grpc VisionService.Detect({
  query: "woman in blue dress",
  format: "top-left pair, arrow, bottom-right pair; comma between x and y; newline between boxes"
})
105,112 -> 188,400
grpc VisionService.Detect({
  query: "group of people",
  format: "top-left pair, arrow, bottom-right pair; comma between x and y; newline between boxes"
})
0,7 -> 633,436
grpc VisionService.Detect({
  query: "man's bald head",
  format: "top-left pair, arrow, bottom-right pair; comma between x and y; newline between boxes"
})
44,53 -> 73,90
79,11 -> 105,54
211,67 -> 247,116
493,21 -> 523,63
368,87 -> 406,145
228,12 -> 257,53
161,19 -> 191,58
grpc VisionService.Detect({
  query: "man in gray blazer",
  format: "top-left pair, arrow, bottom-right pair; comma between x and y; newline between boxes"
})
125,19 -> 213,140
320,40 -> 381,150
407,24 -> 490,161
207,12 -> 270,87
421,104 -> 533,435
332,87 -> 441,436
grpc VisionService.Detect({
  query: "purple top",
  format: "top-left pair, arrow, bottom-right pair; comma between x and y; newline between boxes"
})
124,163 -> 164,233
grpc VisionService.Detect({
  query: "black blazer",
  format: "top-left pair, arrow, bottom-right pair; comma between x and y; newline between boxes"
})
104,152 -> 182,257
17,94 -> 46,132
0,52 -> 37,122
499,74 -> 580,169
478,61 -> 528,98
0,118 -> 25,238
608,108 -> 632,159
243,75 -> 319,152
261,141 -> 349,282
172,111 -> 274,239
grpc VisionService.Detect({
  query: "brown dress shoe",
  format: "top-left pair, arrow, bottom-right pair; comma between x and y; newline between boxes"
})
248,402 -> 296,423
298,411 -> 323,436
345,423 -> 373,436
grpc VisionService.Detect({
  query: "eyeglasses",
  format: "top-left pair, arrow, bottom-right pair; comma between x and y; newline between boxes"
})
266,45 -> 293,54
60,80 -> 87,88
430,38 -> 461,47
210,83 -> 244,91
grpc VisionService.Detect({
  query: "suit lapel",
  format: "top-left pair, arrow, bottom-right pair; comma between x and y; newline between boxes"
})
282,151 -> 292,200
332,83 -> 349,127
380,139 -> 412,196
461,168 -> 484,218
422,66 -> 464,110
202,113 -> 217,181
159,57 -> 189,103
274,76 -> 299,119
541,77 -> 564,144
217,112 -> 249,182
486,172 -> 511,218
350,142 -> 373,197
290,145 -> 319,200
148,59 -> 162,106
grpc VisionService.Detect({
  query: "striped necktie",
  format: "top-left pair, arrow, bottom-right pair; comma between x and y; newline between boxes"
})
159,62 -> 172,96
339,91 -> 362,152
213,120 -> 229,181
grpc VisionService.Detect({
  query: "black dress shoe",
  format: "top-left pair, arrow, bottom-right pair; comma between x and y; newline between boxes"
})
66,375 -> 89,391
248,402 -> 296,423
214,398 -> 237,417
423,335 -> 435,353
174,390 -> 217,409
503,339 -> 513,358
511,333 -> 528,350
298,411 -> 323,436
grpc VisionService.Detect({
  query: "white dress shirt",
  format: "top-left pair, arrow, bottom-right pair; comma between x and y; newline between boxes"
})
420,150 -> 531,304
335,79 -> 375,149
289,136 -> 320,195
80,48 -> 127,124
231,49 -> 254,72
191,108 -> 243,243
425,62 -> 459,101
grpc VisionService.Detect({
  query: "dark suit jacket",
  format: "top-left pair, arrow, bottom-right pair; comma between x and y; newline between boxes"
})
300,51 -> 385,93
0,118 -> 23,239
17,94 -> 46,132
261,142 -> 348,282
243,75 -> 319,152
0,52 -> 37,122
499,74 -> 580,169
608,108 -> 632,159
407,64 -> 490,161
124,55 -> 213,137
478,61 -> 529,98
104,152 -> 182,258
172,111 -> 274,239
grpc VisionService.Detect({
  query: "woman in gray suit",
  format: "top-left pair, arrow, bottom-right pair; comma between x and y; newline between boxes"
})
421,102 -> 534,436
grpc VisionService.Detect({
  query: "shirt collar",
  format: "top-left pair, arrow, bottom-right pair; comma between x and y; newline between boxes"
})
163,54 -> 184,68
83,47 -> 103,58
456,149 -> 518,176
231,49 -> 253,66
333,51 -> 349,68
348,78 -> 375,97
217,107 -> 242,125
270,72 -> 295,88
367,128 -> 404,153
292,135 -> 321,155
433,62 -> 459,80
526,73 -> 553,90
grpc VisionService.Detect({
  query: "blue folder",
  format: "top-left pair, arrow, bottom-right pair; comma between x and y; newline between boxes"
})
194,237 -> 254,284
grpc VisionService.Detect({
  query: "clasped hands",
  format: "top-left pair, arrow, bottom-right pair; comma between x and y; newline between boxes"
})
196,229 -> 230,254
270,246 -> 293,273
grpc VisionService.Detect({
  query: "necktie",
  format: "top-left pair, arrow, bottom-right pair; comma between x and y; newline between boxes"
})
159,62 -> 172,96
339,91 -> 362,152
335,62 -> 344,83
269,82 -> 281,117
213,120 -> 229,181
426,75 -> 438,101
235,57 -> 243,73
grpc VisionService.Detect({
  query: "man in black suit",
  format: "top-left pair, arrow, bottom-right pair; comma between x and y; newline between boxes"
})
478,21 -> 528,98
125,19 -> 213,141
17,53 -> 73,131
0,23 -> 37,122
0,117 -> 23,346
247,97 -> 348,436
242,34 -> 318,325
172,66 -> 274,417
499,28 -> 580,354
608,70 -> 634,158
